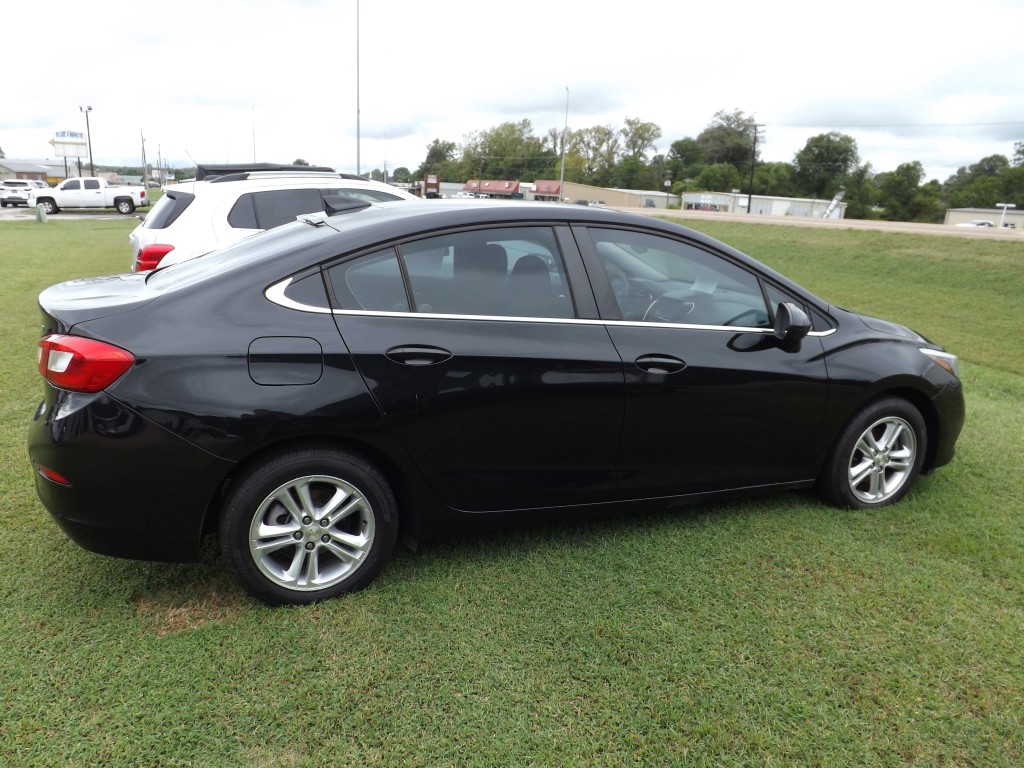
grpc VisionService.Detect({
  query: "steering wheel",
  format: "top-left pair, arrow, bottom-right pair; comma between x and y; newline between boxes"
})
722,308 -> 765,327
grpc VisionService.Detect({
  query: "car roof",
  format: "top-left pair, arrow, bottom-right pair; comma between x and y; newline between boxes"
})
151,200 -> 819,305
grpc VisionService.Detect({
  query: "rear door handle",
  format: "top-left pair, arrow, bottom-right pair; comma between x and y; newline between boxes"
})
634,354 -> 687,374
385,345 -> 453,366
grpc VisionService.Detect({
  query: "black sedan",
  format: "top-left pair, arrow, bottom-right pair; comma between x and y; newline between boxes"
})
29,200 -> 965,605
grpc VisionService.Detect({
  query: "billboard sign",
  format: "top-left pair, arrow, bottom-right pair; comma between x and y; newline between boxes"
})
49,130 -> 88,158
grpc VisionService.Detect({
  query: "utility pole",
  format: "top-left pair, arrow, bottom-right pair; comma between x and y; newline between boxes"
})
746,123 -> 764,214
558,87 -> 569,203
141,131 -> 148,185
80,106 -> 94,176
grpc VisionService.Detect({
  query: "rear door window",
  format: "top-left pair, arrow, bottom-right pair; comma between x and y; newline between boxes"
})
227,189 -> 325,230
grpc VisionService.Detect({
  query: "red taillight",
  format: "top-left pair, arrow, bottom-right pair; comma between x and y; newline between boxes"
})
135,243 -> 175,271
36,464 -> 71,486
37,334 -> 135,393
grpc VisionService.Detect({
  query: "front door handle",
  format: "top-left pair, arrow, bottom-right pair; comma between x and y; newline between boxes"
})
634,354 -> 687,374
385,345 -> 453,366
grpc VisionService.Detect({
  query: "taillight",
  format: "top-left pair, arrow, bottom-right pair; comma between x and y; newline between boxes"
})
135,243 -> 175,271
37,335 -> 134,393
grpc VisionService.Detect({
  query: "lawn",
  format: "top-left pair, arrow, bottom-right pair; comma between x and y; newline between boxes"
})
1,217 -> 1022,767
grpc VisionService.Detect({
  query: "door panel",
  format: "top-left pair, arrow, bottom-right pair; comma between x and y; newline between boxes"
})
336,314 -> 624,511
606,324 -> 828,496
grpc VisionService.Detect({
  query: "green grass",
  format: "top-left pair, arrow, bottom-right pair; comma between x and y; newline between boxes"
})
2,218 -> 1022,766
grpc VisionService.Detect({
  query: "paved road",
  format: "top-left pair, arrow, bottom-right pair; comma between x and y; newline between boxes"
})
622,206 -> 1024,241
0,204 -> 131,222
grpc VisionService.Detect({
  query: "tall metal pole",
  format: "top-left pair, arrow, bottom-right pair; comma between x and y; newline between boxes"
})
746,123 -> 763,214
80,106 -> 94,176
558,87 -> 569,203
141,130 -> 148,185
355,0 -> 361,175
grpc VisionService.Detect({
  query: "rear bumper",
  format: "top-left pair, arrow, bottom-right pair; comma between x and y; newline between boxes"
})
28,390 -> 233,562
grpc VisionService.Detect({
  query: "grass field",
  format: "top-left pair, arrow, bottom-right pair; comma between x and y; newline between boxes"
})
1,217 -> 1022,766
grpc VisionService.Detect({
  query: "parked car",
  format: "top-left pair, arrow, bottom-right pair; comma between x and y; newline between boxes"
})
28,177 -> 148,214
0,178 -> 49,207
955,219 -> 995,227
128,164 -> 419,271
30,200 -> 964,605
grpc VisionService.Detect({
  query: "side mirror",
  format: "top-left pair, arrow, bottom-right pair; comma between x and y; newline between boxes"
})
774,302 -> 811,342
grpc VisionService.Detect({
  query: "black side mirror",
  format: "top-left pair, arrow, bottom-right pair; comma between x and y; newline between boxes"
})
774,302 -> 811,342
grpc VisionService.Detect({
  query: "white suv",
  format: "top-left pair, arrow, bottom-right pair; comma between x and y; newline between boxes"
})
129,164 -> 420,271
0,179 -> 50,208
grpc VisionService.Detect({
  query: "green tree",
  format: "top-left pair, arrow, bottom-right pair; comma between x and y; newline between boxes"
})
413,139 -> 458,181
841,164 -> 880,220
391,167 -> 411,183
696,110 -> 758,176
292,158 -> 310,166
620,117 -> 662,162
793,132 -> 859,199
1014,141 -> 1024,167
753,161 -> 799,198
877,162 -> 943,223
576,125 -> 620,185
696,163 -> 743,193
461,120 -> 552,182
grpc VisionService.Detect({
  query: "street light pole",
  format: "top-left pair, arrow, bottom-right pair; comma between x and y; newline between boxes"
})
79,106 -> 94,176
996,202 -> 1016,228
558,87 -> 569,203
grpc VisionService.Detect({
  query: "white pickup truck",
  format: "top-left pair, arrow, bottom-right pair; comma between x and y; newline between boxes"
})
28,177 -> 149,215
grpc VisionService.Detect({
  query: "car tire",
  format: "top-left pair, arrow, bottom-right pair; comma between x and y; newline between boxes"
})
219,445 -> 398,605
817,396 -> 927,509
116,199 -> 135,214
39,199 -> 59,215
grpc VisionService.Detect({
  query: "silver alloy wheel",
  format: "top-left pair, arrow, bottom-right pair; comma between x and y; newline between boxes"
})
248,474 -> 376,592
846,415 -> 918,504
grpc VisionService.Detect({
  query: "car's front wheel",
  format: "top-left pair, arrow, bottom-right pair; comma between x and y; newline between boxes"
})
220,446 -> 398,605
818,396 -> 926,508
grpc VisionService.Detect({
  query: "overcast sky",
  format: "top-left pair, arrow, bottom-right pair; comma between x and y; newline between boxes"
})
5,0 -> 1023,184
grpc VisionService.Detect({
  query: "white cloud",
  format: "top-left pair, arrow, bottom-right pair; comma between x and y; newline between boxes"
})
4,0 -> 1022,182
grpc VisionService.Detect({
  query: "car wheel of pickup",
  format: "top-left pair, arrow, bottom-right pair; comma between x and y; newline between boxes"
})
220,446 -> 398,605
39,199 -> 59,215
116,199 -> 135,214
818,396 -> 926,508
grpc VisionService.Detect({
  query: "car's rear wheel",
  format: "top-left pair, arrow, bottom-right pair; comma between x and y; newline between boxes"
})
220,446 -> 398,605
818,396 -> 926,508
116,199 -> 135,214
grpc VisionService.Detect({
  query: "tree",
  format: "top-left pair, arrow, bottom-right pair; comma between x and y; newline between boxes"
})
696,163 -> 743,193
793,132 -> 859,199
292,158 -> 310,166
753,161 -> 799,198
460,120 -> 552,182
619,117 -> 662,162
877,162 -> 943,223
413,139 -> 458,181
0,146 -> 5,159
391,167 -> 411,183
841,163 -> 880,220
696,109 -> 758,176
1014,141 -> 1024,167
575,125 -> 620,186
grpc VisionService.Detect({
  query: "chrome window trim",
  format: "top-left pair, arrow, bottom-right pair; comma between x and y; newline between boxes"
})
267,277 -> 837,336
